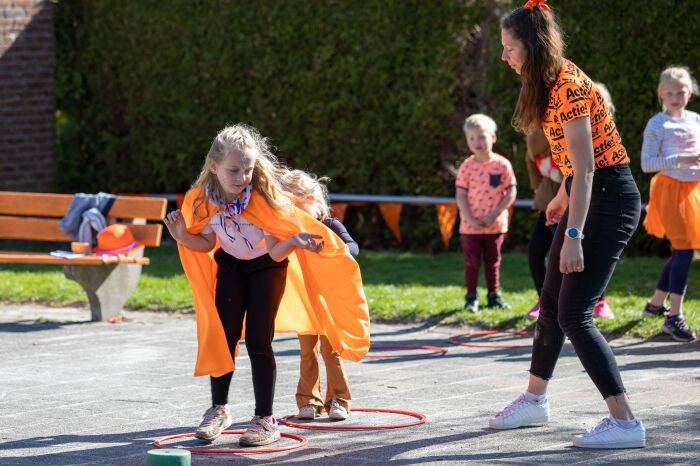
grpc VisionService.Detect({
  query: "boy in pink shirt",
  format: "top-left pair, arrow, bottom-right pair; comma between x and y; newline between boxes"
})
456,114 -> 517,313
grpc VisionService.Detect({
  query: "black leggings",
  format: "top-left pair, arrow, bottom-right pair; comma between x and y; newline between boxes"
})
656,249 -> 694,296
210,250 -> 288,416
530,165 -> 641,398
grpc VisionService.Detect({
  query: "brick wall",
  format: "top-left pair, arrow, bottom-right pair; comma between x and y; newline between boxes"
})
0,0 -> 54,192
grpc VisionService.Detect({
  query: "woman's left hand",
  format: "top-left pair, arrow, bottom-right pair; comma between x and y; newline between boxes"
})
560,238 -> 584,274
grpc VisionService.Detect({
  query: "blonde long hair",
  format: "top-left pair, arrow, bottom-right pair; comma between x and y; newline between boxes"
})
280,169 -> 331,219
192,124 -> 291,216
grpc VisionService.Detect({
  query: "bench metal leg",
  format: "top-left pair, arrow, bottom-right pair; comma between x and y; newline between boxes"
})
63,249 -> 145,321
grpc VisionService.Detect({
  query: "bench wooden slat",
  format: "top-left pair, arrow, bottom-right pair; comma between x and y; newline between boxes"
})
0,251 -> 150,265
0,216 -> 163,246
0,192 -> 167,220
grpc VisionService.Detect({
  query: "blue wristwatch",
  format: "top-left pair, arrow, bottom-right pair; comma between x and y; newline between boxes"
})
565,227 -> 585,240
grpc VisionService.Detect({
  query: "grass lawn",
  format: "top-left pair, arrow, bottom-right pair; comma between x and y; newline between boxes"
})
1,243 -> 698,339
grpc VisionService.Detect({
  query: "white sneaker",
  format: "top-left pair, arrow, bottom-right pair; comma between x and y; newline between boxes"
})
297,404 -> 319,420
328,398 -> 349,421
573,417 -> 646,449
488,394 -> 550,429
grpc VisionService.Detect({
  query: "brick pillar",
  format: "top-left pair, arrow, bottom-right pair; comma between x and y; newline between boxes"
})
0,0 -> 55,192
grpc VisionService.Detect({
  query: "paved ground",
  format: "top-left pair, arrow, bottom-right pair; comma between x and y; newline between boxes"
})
0,304 -> 698,465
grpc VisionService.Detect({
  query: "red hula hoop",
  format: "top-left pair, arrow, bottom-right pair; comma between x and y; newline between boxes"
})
364,344 -> 448,359
281,407 -> 426,431
152,429 -> 308,455
448,330 -> 533,348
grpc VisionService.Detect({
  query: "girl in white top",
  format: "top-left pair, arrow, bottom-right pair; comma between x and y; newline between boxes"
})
641,66 -> 699,342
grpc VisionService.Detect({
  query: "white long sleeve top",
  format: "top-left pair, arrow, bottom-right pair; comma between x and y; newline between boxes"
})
640,110 -> 700,181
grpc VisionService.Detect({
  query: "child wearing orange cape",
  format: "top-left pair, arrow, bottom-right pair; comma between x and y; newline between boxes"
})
281,170 -> 358,421
164,124 -> 370,447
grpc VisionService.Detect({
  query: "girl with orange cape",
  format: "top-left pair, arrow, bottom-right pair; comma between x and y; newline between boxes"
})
164,124 -> 370,447
281,170 -> 358,422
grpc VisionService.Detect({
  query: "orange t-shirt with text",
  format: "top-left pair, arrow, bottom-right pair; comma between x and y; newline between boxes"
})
542,60 -> 629,177
455,153 -> 516,235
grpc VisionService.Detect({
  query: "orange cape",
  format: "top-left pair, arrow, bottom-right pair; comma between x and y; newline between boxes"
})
178,187 -> 370,377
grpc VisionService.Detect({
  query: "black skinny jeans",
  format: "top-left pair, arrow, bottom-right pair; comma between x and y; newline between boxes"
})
530,165 -> 641,398
210,250 -> 288,416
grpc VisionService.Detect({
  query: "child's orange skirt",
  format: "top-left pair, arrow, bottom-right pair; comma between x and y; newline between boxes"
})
644,173 -> 700,249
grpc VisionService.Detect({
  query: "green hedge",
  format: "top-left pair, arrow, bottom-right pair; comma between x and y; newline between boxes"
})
55,1 -> 699,253
56,0 -> 482,250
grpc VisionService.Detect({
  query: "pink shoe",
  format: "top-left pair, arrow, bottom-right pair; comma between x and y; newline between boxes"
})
594,299 -> 614,319
527,301 -> 541,319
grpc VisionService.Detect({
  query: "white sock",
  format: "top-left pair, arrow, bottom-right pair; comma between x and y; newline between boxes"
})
612,417 -> 638,429
524,390 -> 547,404
215,404 -> 229,412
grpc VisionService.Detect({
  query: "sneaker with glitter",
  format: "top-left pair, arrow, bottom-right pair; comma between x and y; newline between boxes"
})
194,405 -> 232,441
239,416 -> 281,447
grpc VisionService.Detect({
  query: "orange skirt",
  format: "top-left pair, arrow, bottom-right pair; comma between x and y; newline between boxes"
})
644,173 -> 700,249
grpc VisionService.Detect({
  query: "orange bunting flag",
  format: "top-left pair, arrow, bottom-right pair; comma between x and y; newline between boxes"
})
378,203 -> 403,243
436,204 -> 458,248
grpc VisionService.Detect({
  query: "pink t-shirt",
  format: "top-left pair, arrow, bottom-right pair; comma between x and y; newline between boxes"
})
455,153 -> 516,235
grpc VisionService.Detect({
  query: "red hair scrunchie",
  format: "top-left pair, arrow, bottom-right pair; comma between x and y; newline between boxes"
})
523,0 -> 551,13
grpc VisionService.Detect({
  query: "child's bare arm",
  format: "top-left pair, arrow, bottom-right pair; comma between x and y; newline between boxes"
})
164,210 -> 217,252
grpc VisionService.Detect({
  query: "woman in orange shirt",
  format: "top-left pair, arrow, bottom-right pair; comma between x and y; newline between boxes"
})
487,0 -> 645,449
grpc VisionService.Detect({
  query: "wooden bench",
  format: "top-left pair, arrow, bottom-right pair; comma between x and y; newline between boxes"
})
0,191 -> 167,321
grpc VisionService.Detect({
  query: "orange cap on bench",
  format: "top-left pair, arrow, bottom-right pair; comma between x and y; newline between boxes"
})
93,224 -> 143,255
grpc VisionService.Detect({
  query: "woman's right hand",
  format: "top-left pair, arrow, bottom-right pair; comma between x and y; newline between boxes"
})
293,232 -> 324,253
546,190 -> 568,226
164,210 -> 188,242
